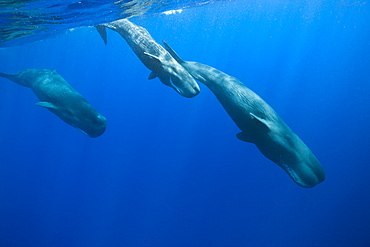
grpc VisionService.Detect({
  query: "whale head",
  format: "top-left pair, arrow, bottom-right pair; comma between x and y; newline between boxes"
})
144,51 -> 200,98
255,125 -> 325,188
270,133 -> 325,188
166,65 -> 200,98
74,110 -> 107,138
65,103 -> 107,138
238,113 -> 325,188
37,100 -> 107,138
149,64 -> 200,98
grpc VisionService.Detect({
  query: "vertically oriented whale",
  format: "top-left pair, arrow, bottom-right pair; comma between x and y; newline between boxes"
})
96,19 -> 200,98
164,41 -> 325,188
0,69 -> 107,138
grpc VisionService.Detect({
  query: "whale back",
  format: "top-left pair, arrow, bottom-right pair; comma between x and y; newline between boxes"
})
30,69 -> 78,103
0,69 -> 53,88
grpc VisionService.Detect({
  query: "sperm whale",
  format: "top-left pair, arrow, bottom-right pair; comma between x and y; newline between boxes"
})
164,41 -> 325,188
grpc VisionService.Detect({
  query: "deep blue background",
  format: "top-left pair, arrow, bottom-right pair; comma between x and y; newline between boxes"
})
1,1 -> 370,246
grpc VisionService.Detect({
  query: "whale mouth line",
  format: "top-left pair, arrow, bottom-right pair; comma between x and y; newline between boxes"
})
281,162 -> 300,184
71,123 -> 89,137
169,78 -> 183,95
78,128 -> 89,136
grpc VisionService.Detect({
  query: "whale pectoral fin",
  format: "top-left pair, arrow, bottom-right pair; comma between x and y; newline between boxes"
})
148,72 -> 157,80
144,52 -> 164,79
143,52 -> 161,62
236,132 -> 254,143
36,101 -> 57,109
250,112 -> 271,131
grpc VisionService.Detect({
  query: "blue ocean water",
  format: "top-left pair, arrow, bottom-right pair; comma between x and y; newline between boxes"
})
0,0 -> 370,246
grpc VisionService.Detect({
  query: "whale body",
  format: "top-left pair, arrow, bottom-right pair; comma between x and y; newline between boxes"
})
96,19 -> 200,98
164,41 -> 325,188
0,69 -> 107,138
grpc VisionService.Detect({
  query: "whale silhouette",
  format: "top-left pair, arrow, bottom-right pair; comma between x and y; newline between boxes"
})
163,41 -> 325,188
96,19 -> 200,98
0,69 -> 107,138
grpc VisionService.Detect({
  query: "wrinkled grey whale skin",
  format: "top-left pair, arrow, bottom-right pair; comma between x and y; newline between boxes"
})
96,19 -> 200,98
164,41 -> 325,188
0,69 -> 107,138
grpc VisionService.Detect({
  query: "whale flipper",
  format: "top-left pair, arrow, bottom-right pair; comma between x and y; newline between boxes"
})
36,101 -> 57,109
236,132 -> 254,143
143,52 -> 161,62
95,25 -> 107,45
143,52 -> 164,80
250,112 -> 271,131
148,72 -> 157,80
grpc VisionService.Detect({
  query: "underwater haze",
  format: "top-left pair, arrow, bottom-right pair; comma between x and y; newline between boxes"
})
1,0 -> 370,246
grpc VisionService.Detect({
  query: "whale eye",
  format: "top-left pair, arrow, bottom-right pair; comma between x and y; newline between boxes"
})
284,135 -> 297,148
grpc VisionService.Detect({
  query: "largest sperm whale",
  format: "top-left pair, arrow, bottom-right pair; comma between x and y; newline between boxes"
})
164,41 -> 325,188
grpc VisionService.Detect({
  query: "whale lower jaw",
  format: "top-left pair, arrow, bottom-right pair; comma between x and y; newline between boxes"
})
280,162 -> 323,188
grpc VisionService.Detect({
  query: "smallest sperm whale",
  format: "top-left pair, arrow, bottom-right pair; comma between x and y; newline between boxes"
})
0,69 -> 107,138
96,18 -> 200,98
163,41 -> 325,188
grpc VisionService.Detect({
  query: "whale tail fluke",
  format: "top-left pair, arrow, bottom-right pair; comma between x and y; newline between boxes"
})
162,40 -> 184,64
95,25 -> 107,45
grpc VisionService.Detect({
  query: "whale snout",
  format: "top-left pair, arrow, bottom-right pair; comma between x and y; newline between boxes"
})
281,153 -> 325,188
255,131 -> 325,188
285,164 -> 325,188
74,113 -> 107,138
87,114 -> 107,138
